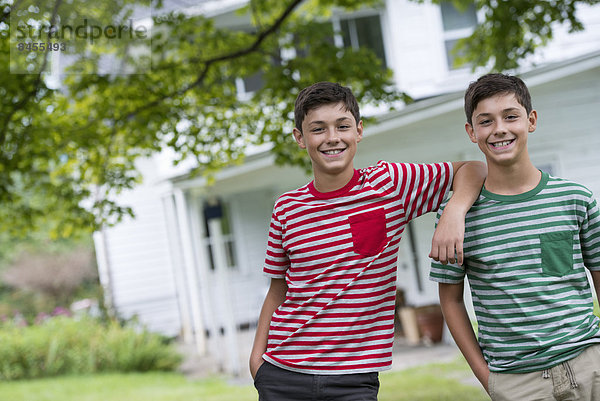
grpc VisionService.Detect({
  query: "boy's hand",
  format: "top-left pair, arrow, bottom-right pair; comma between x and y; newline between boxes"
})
433,160 -> 485,265
249,356 -> 264,380
429,204 -> 465,265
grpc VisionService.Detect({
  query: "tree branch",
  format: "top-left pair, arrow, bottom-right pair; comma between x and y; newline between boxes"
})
124,0 -> 304,120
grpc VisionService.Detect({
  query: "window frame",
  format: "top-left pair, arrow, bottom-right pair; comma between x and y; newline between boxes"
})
331,10 -> 388,69
440,2 -> 479,71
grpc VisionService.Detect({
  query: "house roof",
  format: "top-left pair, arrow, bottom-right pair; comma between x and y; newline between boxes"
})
169,49 -> 600,187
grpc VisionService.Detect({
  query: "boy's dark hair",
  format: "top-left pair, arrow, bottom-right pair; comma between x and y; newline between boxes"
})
294,82 -> 360,132
464,73 -> 533,125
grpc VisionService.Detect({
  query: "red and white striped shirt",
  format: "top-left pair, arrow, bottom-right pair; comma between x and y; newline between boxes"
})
263,160 -> 453,374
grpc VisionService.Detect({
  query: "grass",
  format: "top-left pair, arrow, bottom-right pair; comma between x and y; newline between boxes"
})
0,358 -> 488,401
379,361 -> 488,401
0,373 -> 255,401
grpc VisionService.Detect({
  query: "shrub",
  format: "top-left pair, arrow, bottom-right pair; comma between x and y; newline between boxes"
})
0,316 -> 182,380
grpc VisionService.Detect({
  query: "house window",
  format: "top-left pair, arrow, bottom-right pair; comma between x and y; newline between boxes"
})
240,71 -> 263,94
337,14 -> 387,68
235,71 -> 263,98
203,200 -> 237,270
235,46 -> 283,97
234,27 -> 269,97
440,2 -> 477,69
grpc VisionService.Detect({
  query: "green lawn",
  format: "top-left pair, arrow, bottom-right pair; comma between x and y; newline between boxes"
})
0,359 -> 488,401
379,361 -> 488,401
0,373 -> 254,401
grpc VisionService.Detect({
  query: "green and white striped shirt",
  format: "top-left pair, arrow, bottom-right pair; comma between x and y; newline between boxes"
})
430,172 -> 600,373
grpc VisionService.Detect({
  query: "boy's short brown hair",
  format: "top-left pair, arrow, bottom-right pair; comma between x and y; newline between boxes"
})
464,73 -> 533,125
294,82 -> 360,132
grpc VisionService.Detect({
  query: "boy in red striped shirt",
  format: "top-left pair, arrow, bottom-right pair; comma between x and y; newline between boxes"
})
250,81 -> 486,400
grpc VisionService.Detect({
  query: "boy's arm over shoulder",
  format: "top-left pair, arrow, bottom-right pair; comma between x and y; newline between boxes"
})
430,161 -> 486,265
383,161 -> 453,218
449,161 -> 486,192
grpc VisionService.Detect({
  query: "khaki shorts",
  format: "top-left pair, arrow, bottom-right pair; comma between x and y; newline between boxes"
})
489,344 -> 600,401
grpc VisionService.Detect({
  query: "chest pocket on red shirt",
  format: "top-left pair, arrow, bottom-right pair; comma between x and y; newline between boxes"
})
349,208 -> 387,256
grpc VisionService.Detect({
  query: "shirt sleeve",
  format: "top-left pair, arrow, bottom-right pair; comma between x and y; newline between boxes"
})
581,196 -> 600,271
388,162 -> 453,222
429,203 -> 466,284
263,208 -> 289,278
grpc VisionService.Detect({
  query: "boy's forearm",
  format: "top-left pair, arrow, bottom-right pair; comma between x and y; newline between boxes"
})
449,161 -> 487,215
250,278 -> 287,377
439,282 -> 489,392
429,161 -> 486,265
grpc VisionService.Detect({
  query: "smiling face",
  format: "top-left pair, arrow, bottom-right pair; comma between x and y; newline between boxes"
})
293,102 -> 363,188
466,93 -> 537,168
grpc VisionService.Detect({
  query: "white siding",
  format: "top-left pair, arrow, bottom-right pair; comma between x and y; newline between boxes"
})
94,157 -> 181,336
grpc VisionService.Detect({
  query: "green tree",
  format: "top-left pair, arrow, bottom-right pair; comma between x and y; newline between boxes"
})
438,0 -> 600,70
0,0 -> 597,237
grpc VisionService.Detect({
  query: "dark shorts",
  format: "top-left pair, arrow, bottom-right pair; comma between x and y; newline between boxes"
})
253,362 -> 380,401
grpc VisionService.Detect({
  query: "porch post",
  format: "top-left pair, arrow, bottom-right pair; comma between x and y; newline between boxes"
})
173,189 -> 208,354
162,193 -> 194,344
205,199 -> 241,376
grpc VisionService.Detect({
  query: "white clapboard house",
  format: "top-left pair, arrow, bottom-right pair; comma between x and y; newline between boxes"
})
93,0 -> 600,370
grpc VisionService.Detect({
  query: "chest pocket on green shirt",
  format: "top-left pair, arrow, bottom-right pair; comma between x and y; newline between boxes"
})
540,231 -> 574,276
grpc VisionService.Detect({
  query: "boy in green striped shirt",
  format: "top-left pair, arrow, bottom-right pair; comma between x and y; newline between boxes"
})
430,73 -> 600,401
